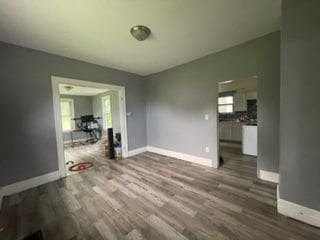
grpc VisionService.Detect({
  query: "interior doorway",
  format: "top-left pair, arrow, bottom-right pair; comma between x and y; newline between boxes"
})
216,76 -> 258,176
51,76 -> 128,178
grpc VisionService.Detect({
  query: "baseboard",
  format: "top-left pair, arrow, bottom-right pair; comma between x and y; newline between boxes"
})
63,138 -> 87,144
278,197 -> 320,228
0,171 -> 60,211
147,146 -> 214,167
127,147 -> 147,157
259,170 -> 279,183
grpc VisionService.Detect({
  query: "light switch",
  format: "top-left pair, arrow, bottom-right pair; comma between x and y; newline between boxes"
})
205,114 -> 209,120
126,112 -> 131,116
205,147 -> 210,153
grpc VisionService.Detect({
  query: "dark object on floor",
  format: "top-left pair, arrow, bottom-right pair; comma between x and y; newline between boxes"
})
71,115 -> 102,145
219,156 -> 224,166
22,230 -> 43,240
69,162 -> 94,172
108,128 -> 115,159
115,132 -> 121,143
66,161 -> 74,165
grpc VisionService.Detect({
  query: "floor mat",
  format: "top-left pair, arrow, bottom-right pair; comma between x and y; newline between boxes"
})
68,162 -> 94,172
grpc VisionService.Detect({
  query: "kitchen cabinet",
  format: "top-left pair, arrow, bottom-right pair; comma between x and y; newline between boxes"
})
232,123 -> 244,141
219,122 -> 232,140
234,93 -> 247,112
219,121 -> 245,141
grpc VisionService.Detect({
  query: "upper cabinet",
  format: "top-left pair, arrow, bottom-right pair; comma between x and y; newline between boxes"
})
234,93 -> 247,112
246,91 -> 257,100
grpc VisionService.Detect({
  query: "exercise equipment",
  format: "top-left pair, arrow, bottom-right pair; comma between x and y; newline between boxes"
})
71,115 -> 102,145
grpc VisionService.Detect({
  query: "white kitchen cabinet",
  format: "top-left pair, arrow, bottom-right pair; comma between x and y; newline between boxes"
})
219,122 -> 245,141
219,122 -> 232,140
234,93 -> 247,112
232,123 -> 244,141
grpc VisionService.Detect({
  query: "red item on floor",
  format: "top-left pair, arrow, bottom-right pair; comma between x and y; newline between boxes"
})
69,162 -> 93,172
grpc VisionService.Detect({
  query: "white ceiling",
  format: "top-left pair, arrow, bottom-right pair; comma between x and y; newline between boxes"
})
59,84 -> 108,96
0,0 -> 281,76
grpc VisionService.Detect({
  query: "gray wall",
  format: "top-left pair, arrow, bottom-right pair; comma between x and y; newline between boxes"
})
0,41 -> 147,187
280,0 -> 320,210
92,90 -> 121,135
146,32 -> 280,173
60,94 -> 93,142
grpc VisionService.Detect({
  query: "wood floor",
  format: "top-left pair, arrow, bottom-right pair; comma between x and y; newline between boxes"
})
1,144 -> 320,240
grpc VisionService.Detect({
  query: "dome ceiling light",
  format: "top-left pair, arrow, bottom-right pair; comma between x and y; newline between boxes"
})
64,85 -> 74,91
130,25 -> 151,41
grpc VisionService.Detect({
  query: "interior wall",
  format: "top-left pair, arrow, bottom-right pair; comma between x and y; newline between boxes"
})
60,94 -> 93,142
0,41 -> 146,187
280,0 -> 320,210
146,32 -> 280,173
92,90 -> 121,135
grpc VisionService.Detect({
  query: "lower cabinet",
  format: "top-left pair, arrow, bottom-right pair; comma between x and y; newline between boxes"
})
232,123 -> 243,141
219,122 -> 245,141
219,122 -> 232,140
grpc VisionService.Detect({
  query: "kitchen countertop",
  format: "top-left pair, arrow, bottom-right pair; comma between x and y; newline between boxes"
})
220,120 -> 257,126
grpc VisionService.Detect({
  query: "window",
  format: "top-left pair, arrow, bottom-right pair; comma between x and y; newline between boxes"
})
102,95 -> 112,129
60,98 -> 74,131
218,96 -> 234,113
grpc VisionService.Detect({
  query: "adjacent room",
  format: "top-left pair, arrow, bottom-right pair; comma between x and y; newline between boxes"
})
0,1 -> 319,240
58,80 -> 123,176
218,76 -> 258,176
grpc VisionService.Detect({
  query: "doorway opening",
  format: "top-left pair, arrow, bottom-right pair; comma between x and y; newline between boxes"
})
52,76 -> 128,178
217,76 -> 258,177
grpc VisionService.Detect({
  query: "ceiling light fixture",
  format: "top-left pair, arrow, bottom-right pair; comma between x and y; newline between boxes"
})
64,85 -> 74,91
130,25 -> 151,41
221,80 -> 234,84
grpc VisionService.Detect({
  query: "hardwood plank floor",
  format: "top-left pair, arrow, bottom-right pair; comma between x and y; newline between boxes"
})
0,144 -> 319,240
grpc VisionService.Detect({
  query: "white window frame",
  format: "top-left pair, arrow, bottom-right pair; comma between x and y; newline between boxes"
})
101,95 -> 112,130
218,96 -> 234,114
60,98 -> 75,132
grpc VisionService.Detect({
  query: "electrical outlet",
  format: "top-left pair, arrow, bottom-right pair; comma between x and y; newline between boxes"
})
205,114 -> 209,120
205,147 -> 210,153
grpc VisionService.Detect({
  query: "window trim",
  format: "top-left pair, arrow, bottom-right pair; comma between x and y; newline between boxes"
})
60,98 -> 75,132
218,96 -> 234,114
101,95 -> 112,130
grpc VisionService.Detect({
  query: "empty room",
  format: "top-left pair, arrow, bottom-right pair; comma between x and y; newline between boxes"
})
0,1 -> 319,240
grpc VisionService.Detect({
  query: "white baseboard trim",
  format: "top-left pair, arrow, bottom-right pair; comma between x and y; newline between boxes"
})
0,171 -> 60,211
147,146 -> 214,167
127,147 -> 148,157
278,197 -> 320,228
259,170 -> 279,183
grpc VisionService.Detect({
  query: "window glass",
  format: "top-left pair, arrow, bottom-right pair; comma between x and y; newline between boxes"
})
60,99 -> 74,131
218,96 -> 233,105
218,96 -> 234,113
218,105 -> 233,113
102,96 -> 112,129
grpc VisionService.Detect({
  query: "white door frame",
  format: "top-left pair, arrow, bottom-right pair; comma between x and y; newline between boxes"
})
51,76 -> 129,178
